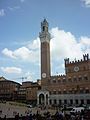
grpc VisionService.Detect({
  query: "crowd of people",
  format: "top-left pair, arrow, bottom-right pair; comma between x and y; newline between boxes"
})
0,101 -> 90,120
0,108 -> 90,120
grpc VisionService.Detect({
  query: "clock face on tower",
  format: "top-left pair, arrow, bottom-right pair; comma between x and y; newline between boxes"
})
42,73 -> 46,78
74,66 -> 79,72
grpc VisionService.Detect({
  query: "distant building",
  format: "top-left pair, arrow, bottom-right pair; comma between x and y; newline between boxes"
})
0,77 -> 20,100
37,19 -> 90,106
18,81 -> 41,104
0,77 -> 41,103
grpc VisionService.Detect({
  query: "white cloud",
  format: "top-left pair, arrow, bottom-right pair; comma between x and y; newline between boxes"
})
14,47 -> 32,60
50,27 -> 90,74
0,9 -> 5,16
82,0 -> 90,7
2,38 -> 40,63
2,48 -> 17,59
27,38 -> 40,50
50,28 -> 83,61
79,36 -> 90,52
1,67 -> 22,74
2,28 -> 90,72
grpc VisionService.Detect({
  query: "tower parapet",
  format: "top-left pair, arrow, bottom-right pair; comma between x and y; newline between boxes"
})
83,54 -> 89,61
64,58 -> 69,65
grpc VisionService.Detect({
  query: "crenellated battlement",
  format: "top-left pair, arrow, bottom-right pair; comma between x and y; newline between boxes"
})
64,54 -> 89,65
83,53 -> 89,61
51,74 -> 66,78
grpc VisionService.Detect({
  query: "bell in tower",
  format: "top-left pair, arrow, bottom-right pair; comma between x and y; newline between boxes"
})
39,19 -> 51,43
41,19 -> 48,32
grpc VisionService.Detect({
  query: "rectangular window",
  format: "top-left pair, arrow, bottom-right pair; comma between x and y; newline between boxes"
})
54,99 -> 57,104
81,99 -> 84,105
49,99 -> 52,105
87,99 -> 90,104
75,99 -> 78,104
64,99 -> 67,104
59,100 -> 62,105
70,99 -> 73,105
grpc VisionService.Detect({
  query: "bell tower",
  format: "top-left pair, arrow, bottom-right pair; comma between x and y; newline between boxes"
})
39,19 -> 51,86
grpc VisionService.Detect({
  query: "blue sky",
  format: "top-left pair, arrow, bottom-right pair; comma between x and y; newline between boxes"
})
0,0 -> 90,83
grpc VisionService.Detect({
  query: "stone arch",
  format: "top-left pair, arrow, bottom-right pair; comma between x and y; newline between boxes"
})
37,90 -> 49,106
39,93 -> 44,105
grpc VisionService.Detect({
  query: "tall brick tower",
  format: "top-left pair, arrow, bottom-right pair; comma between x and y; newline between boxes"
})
39,19 -> 51,88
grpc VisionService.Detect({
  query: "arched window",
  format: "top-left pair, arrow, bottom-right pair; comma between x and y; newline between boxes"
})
53,90 -> 56,94
68,78 -> 72,82
73,88 -> 77,94
62,78 -> 66,83
58,90 -> 61,94
80,88 -> 84,93
73,77 -> 77,82
52,78 -> 56,83
85,88 -> 89,93
78,76 -> 82,81
43,26 -> 45,31
69,89 -> 72,94
84,76 -> 88,80
63,89 -> 67,94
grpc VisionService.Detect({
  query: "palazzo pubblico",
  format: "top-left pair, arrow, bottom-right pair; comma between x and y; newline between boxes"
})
0,19 -> 90,107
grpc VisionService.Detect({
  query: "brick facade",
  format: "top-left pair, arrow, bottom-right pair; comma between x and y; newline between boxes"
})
37,19 -> 90,106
